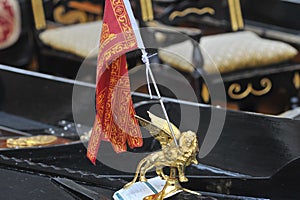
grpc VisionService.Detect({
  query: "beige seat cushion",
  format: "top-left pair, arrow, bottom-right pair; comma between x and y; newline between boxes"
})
39,21 -> 102,58
159,31 -> 298,74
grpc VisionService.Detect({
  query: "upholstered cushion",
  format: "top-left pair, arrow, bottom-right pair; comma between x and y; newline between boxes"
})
39,21 -> 102,58
159,31 -> 298,74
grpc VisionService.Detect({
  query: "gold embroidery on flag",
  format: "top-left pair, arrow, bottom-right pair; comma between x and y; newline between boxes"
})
87,0 -> 143,162
100,23 -> 117,47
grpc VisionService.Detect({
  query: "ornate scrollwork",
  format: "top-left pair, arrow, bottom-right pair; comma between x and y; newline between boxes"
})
54,5 -> 87,24
228,78 -> 272,99
169,7 -> 215,21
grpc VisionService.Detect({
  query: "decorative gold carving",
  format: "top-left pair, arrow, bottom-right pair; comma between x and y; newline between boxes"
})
228,0 -> 238,31
293,72 -> 300,90
124,112 -> 200,199
143,168 -> 200,200
140,0 -> 148,21
140,0 -> 154,22
31,0 -> 47,30
228,78 -> 272,99
146,0 -> 154,21
54,6 -> 87,24
251,78 -> 272,96
169,7 -> 215,21
6,135 -> 58,148
234,0 -> 244,29
201,83 -> 210,103
228,83 -> 251,99
228,0 -> 244,31
68,1 -> 102,15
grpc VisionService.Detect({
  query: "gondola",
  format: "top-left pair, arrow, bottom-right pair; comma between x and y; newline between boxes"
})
0,64 -> 300,199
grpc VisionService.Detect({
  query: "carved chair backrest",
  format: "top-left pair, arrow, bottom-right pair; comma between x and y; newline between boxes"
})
137,0 -> 244,33
30,0 -> 103,31
29,0 -> 103,77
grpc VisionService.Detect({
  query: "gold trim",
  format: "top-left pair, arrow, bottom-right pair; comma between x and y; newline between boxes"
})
201,83 -> 210,103
169,7 -> 215,21
234,0 -> 244,29
6,135 -> 58,148
293,72 -> 300,89
228,78 -> 272,99
140,0 -> 153,22
227,0 -> 238,31
31,0 -> 47,30
140,0 -> 148,21
146,0 -> 154,21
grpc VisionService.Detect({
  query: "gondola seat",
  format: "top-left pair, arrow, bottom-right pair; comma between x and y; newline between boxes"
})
38,20 -> 101,58
140,0 -> 300,114
30,0 -> 103,78
159,30 -> 298,74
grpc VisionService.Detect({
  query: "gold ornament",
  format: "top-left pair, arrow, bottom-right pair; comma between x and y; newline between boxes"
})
6,135 -> 58,148
124,112 -> 200,199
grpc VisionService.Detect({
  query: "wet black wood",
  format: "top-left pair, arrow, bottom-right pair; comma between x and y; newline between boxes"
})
0,168 -> 77,200
1,65 -> 300,199
241,0 -> 300,31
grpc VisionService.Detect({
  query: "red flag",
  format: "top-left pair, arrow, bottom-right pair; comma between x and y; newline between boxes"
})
87,0 -> 143,164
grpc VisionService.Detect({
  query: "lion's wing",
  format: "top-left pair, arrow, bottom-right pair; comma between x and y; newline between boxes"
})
147,112 -> 181,141
135,112 -> 181,147
135,114 -> 171,144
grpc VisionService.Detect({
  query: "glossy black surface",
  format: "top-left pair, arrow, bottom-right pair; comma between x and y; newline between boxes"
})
1,65 -> 300,199
241,0 -> 300,31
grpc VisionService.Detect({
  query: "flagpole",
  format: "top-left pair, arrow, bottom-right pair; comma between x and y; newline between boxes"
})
123,0 -> 179,147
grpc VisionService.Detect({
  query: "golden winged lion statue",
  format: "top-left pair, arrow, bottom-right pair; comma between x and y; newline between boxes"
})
124,111 -> 199,190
